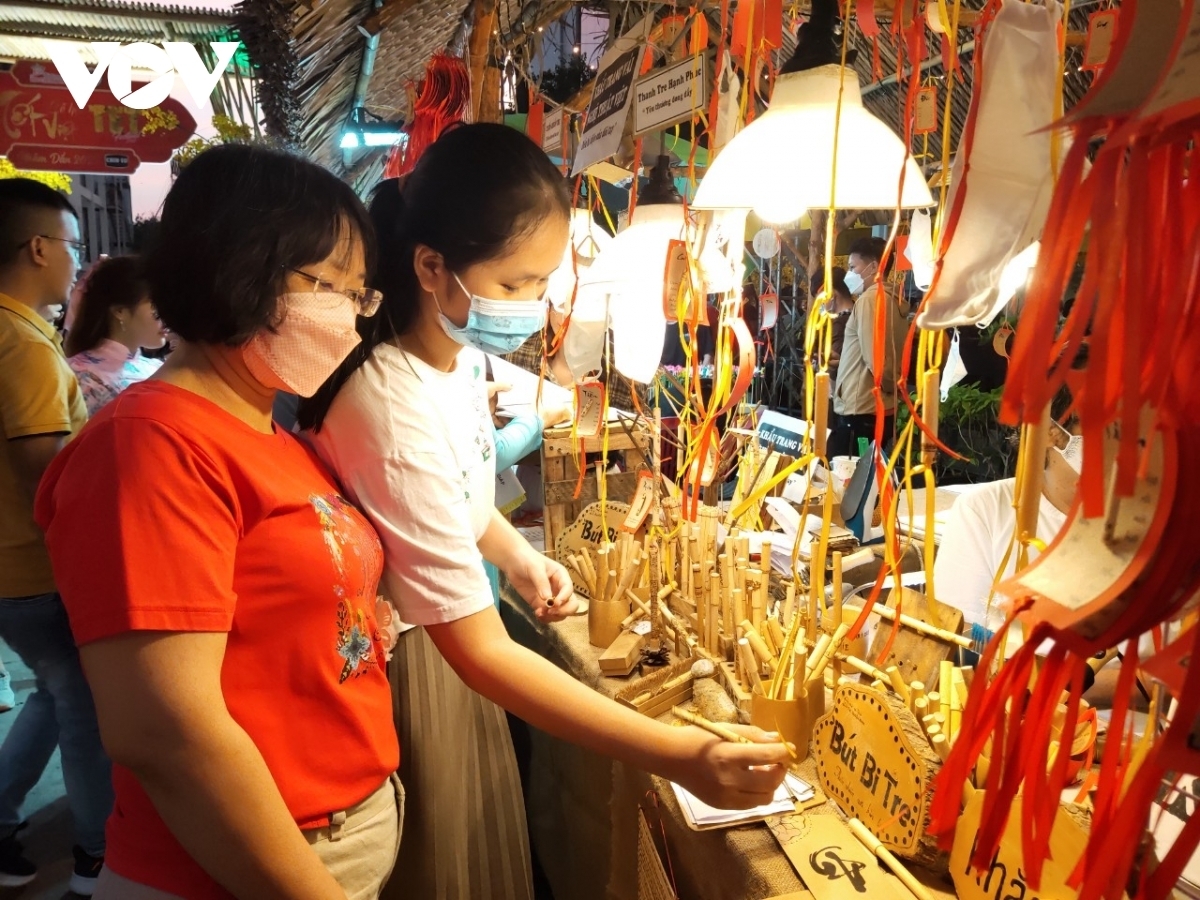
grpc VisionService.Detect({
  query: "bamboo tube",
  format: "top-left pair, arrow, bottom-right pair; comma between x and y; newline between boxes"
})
871,679 -> 887,692
813,372 -> 830,459
760,621 -> 779,657
931,733 -> 951,763
786,644 -> 808,701
748,568 -> 764,629
926,691 -> 941,715
721,555 -> 734,641
843,602 -> 973,648
619,606 -> 646,630
692,563 -> 705,645
760,537 -> 773,576
732,588 -> 746,635
886,666 -> 911,703
680,536 -> 690,599
848,819 -> 934,900
939,661 -> 953,730
740,621 -> 777,670
953,667 -> 970,706
832,550 -> 844,624
912,696 -> 929,721
708,572 -> 721,652
925,723 -> 942,740
782,581 -> 797,628
807,574 -> 819,641
909,681 -> 927,708
738,639 -> 764,692
806,633 -> 832,680
949,668 -> 964,743
596,545 -> 611,601
672,706 -> 753,744
839,654 -> 889,683
766,618 -> 786,655
578,550 -> 598,592
806,622 -> 848,686
613,550 -> 642,604
921,369 -> 940,472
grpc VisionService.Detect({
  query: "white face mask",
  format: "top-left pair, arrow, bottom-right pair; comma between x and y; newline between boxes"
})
843,270 -> 865,296
1056,434 -> 1083,474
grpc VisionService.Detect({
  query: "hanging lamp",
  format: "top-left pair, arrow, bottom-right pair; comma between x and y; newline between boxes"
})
692,0 -> 933,224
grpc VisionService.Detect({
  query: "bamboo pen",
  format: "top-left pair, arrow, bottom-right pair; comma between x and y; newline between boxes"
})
671,706 -> 753,744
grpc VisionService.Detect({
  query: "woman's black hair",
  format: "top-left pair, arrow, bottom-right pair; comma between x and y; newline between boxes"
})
299,122 -> 570,431
143,143 -> 375,347
65,255 -> 148,357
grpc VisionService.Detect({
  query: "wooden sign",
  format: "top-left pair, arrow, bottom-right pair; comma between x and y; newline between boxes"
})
622,472 -> 656,532
868,587 -> 964,690
767,814 -> 909,900
557,500 -> 633,597
951,792 -> 1090,900
813,685 -> 941,865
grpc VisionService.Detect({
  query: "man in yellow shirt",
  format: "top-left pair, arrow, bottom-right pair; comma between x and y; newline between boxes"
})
0,179 -> 111,894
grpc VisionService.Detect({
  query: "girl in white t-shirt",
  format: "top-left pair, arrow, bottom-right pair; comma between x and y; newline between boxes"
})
299,124 -> 789,900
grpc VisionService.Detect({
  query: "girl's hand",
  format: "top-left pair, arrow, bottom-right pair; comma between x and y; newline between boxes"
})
661,725 -> 791,810
504,548 -> 579,622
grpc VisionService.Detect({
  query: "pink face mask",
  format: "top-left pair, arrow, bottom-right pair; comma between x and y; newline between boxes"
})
242,292 -> 361,398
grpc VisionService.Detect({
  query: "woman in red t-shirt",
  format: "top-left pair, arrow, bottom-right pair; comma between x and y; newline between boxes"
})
35,145 -> 399,900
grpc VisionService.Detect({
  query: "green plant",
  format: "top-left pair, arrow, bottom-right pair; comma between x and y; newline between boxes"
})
0,158 -> 71,192
896,381 -> 1017,484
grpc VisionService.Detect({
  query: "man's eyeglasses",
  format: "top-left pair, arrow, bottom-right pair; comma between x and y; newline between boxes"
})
19,235 -> 87,263
289,268 -> 382,317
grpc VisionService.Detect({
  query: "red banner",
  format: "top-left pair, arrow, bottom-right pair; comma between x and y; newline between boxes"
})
0,59 -> 196,174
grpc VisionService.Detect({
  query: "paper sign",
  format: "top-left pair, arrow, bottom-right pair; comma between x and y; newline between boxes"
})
768,814 -> 909,900
542,105 -> 564,153
556,501 -> 632,594
1083,9 -> 1119,70
757,409 -> 825,457
622,471 -> 656,532
662,239 -> 701,323
574,380 -> 605,438
633,54 -> 709,136
572,18 -> 649,176
914,86 -> 938,133
813,685 -> 929,854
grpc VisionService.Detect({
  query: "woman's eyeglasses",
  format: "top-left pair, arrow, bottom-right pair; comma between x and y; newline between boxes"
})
289,268 -> 382,317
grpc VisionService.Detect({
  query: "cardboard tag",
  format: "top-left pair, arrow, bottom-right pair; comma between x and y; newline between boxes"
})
1083,9 -> 1119,71
760,290 -> 779,331
951,792 -> 1088,900
574,380 -> 605,438
662,239 -> 701,324
621,471 -> 656,532
768,815 -> 909,900
813,685 -> 929,855
914,86 -> 938,134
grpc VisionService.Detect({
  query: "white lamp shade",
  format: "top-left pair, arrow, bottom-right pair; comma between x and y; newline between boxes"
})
580,204 -> 687,291
693,64 -> 934,224
546,209 -> 613,313
610,287 -> 666,383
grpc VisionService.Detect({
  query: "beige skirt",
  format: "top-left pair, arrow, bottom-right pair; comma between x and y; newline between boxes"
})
382,626 -> 533,900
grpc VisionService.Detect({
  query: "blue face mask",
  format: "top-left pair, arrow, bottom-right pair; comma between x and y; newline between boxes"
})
436,273 -> 547,355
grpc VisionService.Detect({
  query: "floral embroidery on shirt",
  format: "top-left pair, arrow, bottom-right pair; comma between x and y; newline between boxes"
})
309,493 -> 386,682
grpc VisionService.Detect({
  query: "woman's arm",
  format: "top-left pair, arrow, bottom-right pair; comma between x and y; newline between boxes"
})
81,632 -> 347,900
426,607 -> 790,810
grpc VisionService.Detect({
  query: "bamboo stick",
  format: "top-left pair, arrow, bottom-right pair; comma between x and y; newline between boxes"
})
805,623 -> 848,688
886,666 -> 911,703
782,580 -> 797,628
748,568 -> 764,629
832,550 -> 843,625
596,545 -> 611,601
732,588 -> 746,636
848,819 -> 934,900
843,601 -> 973,648
707,572 -> 721,653
672,706 -> 753,744
766,618 -> 786,656
839,653 -> 889,683
760,621 -> 779,657
738,639 -> 764,692
692,563 -> 705,648
939,661 -> 953,734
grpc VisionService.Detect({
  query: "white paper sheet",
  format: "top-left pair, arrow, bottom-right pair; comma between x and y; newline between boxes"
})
671,773 -> 814,830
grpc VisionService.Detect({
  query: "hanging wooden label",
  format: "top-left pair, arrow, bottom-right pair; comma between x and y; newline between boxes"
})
951,792 -> 1090,900
622,471 -> 657,532
1082,9 -> 1119,71
767,814 -> 909,900
813,685 -> 931,857
760,290 -> 779,331
914,86 -> 939,134
574,380 -> 605,438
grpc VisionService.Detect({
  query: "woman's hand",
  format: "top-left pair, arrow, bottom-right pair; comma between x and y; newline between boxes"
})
504,546 -> 580,622
660,725 -> 791,810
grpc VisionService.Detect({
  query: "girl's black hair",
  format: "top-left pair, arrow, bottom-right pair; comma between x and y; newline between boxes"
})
144,143 -> 376,347
65,255 -> 149,357
299,123 -> 570,431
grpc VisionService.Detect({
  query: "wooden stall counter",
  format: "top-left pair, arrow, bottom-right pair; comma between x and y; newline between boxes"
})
500,587 -> 959,900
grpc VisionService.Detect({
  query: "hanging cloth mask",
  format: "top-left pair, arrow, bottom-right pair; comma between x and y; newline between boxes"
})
917,0 -> 1062,329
